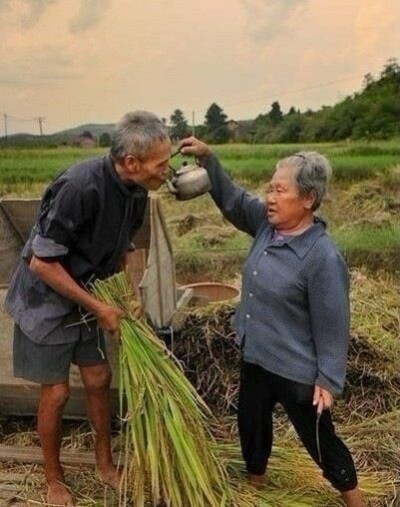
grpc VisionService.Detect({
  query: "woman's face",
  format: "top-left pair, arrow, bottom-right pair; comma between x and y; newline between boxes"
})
266,165 -> 314,230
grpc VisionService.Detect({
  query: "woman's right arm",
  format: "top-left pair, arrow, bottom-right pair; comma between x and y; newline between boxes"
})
179,137 -> 266,237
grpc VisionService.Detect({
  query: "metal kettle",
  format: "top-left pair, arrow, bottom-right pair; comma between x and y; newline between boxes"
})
166,160 -> 212,201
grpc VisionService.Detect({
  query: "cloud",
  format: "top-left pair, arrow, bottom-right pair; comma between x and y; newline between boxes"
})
69,0 -> 111,33
0,0 -> 58,28
0,45 -> 82,86
240,0 -> 309,43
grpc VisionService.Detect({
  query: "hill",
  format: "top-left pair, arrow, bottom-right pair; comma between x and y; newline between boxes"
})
0,123 -> 115,147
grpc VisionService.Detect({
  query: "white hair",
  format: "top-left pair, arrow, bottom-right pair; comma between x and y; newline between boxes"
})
277,151 -> 332,211
110,111 -> 169,161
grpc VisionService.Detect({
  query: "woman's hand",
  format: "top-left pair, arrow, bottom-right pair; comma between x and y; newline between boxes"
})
178,136 -> 212,160
313,384 -> 334,414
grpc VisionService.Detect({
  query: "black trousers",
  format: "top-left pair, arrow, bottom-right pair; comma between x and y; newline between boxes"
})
238,361 -> 358,492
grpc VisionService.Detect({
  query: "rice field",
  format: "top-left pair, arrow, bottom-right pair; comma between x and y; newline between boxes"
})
0,140 -> 399,189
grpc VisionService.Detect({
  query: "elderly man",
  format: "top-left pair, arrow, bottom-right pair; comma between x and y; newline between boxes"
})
5,111 -> 171,506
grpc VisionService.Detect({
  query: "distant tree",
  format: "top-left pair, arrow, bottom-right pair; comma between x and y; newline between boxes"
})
268,101 -> 283,125
170,109 -> 189,140
288,106 -> 297,115
205,103 -> 230,143
81,130 -> 93,139
278,113 -> 305,142
99,132 -> 111,147
381,57 -> 400,80
362,73 -> 374,90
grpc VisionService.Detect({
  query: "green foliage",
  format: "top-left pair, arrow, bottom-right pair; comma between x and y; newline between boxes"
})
170,109 -> 189,140
204,103 -> 230,144
99,132 -> 111,147
234,59 -> 400,143
268,101 -> 283,125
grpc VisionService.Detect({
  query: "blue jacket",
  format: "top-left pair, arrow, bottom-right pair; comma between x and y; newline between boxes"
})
204,154 -> 350,395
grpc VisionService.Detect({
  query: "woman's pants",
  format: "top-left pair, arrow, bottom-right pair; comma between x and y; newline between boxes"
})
238,361 -> 358,492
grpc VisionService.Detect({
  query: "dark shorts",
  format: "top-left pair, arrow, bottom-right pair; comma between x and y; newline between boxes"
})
13,324 -> 108,385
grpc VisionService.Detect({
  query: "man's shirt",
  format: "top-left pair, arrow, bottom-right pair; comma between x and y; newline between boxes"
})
5,154 -> 148,344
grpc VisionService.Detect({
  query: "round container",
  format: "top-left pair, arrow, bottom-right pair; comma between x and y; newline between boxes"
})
179,282 -> 240,307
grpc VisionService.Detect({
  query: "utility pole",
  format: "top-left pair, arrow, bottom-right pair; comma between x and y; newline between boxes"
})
191,110 -> 196,136
3,113 -> 8,139
34,116 -> 45,136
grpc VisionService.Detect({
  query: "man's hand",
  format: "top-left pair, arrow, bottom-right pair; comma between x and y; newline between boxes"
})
178,136 -> 212,161
313,384 -> 334,415
95,303 -> 124,338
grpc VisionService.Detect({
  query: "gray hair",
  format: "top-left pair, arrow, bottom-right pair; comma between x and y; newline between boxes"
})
277,151 -> 332,211
110,111 -> 169,161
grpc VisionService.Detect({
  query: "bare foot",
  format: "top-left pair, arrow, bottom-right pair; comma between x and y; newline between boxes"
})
97,465 -> 123,492
46,480 -> 73,506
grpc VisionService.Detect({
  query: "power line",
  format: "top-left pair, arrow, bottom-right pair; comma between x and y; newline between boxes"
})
191,72 -> 368,117
1,113 -> 46,137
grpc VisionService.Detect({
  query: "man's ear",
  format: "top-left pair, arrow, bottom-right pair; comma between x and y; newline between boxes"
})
125,155 -> 140,175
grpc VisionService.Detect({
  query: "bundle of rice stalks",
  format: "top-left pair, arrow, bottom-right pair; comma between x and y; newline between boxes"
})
92,273 -> 230,507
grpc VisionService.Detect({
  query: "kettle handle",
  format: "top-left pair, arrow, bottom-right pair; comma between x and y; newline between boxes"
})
166,178 -> 178,195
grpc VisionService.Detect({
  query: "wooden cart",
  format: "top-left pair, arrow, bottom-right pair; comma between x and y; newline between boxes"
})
0,196 -> 182,417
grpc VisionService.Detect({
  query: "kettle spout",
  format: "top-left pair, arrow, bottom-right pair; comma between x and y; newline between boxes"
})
165,178 -> 178,195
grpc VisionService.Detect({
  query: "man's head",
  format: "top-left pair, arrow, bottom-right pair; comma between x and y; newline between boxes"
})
111,111 -> 171,190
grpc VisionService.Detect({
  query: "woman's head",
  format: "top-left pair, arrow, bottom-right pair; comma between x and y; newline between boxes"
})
266,152 -> 332,231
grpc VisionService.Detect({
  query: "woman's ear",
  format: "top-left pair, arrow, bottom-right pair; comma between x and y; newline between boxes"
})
303,191 -> 316,210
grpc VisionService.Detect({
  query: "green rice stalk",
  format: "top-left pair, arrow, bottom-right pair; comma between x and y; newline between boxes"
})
92,272 -> 230,507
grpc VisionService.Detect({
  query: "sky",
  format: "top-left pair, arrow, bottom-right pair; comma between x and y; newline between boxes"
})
0,0 -> 398,135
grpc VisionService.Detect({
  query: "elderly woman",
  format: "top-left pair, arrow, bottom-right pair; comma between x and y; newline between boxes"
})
179,137 -> 363,507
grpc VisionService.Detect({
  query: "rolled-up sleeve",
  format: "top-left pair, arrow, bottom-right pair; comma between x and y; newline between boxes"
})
308,251 -> 350,395
33,180 -> 87,259
203,154 -> 266,237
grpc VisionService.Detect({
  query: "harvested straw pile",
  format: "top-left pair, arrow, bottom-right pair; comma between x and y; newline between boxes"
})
171,268 -> 400,504
92,272 -> 397,505
174,269 -> 400,420
0,269 -> 397,505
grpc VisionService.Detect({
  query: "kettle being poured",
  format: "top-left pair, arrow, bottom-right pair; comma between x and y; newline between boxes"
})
165,149 -> 212,201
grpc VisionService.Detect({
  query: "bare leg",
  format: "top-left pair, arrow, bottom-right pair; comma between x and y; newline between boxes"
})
341,486 -> 363,507
38,383 -> 73,506
79,363 -> 121,490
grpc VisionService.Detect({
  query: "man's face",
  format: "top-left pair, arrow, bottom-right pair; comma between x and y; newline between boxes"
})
126,138 -> 172,190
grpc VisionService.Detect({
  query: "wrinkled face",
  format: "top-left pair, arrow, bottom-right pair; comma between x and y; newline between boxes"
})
125,138 -> 172,190
266,166 -> 314,229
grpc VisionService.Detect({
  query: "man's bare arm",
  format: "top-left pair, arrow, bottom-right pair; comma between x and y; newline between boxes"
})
29,256 -> 123,334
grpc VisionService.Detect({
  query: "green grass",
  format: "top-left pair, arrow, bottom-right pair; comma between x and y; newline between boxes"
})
333,224 -> 400,252
0,141 -> 398,190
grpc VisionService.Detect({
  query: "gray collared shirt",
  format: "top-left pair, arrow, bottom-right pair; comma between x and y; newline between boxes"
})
204,154 -> 350,394
5,154 -> 148,344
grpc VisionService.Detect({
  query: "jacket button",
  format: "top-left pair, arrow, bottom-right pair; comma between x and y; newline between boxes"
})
264,251 -> 268,256
253,270 -> 257,276
249,292 -> 253,298
246,314 -> 250,319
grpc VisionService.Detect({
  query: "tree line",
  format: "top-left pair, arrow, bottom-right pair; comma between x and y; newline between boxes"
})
168,59 -> 400,144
